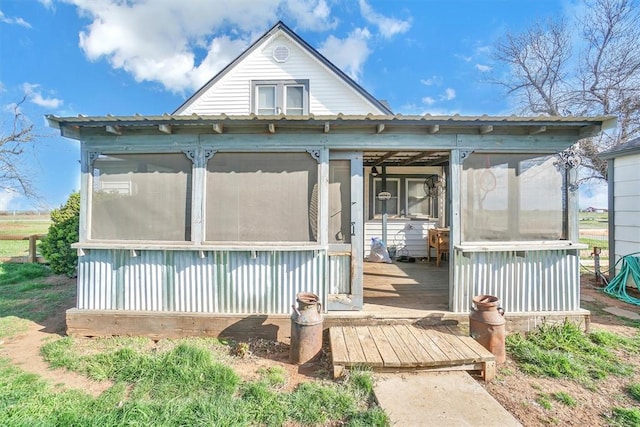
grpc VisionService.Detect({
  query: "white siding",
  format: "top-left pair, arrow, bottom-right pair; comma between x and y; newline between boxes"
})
613,153 -> 640,261
364,219 -> 437,258
179,32 -> 386,116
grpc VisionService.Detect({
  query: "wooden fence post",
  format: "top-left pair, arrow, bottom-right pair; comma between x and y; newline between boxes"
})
29,234 -> 38,263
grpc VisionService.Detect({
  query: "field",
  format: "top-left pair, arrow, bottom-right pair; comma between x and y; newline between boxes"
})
0,214 -> 50,261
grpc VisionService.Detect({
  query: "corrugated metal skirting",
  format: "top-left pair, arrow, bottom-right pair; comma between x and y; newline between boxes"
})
77,249 -> 327,314
453,249 -> 581,313
328,254 -> 350,294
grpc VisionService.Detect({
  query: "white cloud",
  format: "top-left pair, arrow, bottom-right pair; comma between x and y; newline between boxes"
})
420,76 -> 442,86
22,83 -> 64,109
319,27 -> 371,82
284,0 -> 337,31
358,0 -> 410,38
68,0 -> 284,93
189,36 -> 249,89
422,96 -> 435,106
475,64 -> 492,72
0,10 -> 32,28
3,102 -> 20,114
38,0 -> 55,10
579,181 -> 608,210
441,88 -> 456,101
0,189 -> 18,211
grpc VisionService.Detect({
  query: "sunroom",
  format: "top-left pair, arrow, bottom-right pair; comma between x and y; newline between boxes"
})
47,114 -> 615,338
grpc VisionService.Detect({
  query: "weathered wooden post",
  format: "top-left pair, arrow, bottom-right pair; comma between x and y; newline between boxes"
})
28,234 -> 38,263
593,246 -> 601,284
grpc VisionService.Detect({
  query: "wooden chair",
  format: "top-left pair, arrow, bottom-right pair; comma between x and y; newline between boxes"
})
427,228 -> 449,267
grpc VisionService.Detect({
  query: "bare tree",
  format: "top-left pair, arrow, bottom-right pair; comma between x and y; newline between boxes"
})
494,19 -> 573,116
0,97 -> 38,199
493,0 -> 640,181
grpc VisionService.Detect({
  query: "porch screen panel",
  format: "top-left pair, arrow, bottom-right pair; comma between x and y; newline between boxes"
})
461,153 -> 565,241
329,160 -> 351,243
206,153 -> 318,242
91,153 -> 192,241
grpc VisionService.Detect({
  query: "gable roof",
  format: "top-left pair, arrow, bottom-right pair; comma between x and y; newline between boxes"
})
600,136 -> 640,159
173,21 -> 393,115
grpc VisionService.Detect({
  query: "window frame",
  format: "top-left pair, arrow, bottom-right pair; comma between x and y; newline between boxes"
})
203,151 -> 320,245
256,85 -> 277,115
251,79 -> 309,115
369,175 -> 442,220
371,177 -> 401,218
88,151 -> 194,243
460,152 -> 568,243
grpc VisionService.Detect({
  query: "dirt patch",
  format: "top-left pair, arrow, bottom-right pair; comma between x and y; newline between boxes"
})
0,275 -> 114,397
229,338 -> 334,391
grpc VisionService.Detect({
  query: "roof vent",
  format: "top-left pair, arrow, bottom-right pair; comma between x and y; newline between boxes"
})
273,45 -> 290,63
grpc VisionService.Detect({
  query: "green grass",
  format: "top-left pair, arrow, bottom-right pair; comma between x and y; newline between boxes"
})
536,393 -> 553,410
0,263 -> 73,323
33,337 -> 389,426
506,321 -> 634,385
579,212 -> 608,229
552,391 -> 578,408
609,407 -> 640,427
626,383 -> 640,403
579,236 -> 609,250
0,316 -> 31,339
256,366 -> 287,388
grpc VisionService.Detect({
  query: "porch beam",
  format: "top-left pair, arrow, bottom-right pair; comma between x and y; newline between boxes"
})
106,125 -> 122,135
371,151 -> 399,167
212,123 -> 224,134
479,125 -> 494,134
414,153 -> 449,166
528,125 -> 546,135
158,124 -> 172,134
376,124 -> 385,134
427,124 -> 440,134
399,152 -> 435,166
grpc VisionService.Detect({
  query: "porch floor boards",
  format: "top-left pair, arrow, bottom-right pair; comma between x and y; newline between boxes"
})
362,259 -> 449,315
329,324 -> 496,381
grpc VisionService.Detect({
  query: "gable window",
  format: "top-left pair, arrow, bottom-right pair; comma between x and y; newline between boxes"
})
252,80 -> 309,115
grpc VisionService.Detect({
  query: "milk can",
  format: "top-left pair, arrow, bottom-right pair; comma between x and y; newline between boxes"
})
290,292 -> 324,364
469,294 -> 506,364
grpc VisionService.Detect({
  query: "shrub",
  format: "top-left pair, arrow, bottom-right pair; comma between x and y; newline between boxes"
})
41,192 -> 80,276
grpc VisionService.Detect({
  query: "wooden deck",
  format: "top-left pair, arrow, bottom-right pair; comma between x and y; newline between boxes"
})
329,324 -> 496,381
363,259 -> 449,315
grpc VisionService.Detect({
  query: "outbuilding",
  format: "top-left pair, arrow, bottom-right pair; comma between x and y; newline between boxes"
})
600,136 -> 640,275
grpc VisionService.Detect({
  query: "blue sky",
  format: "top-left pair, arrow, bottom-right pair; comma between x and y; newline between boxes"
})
0,0 -> 606,211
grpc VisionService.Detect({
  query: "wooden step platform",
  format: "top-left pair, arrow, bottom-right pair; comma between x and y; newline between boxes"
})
329,325 -> 496,381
